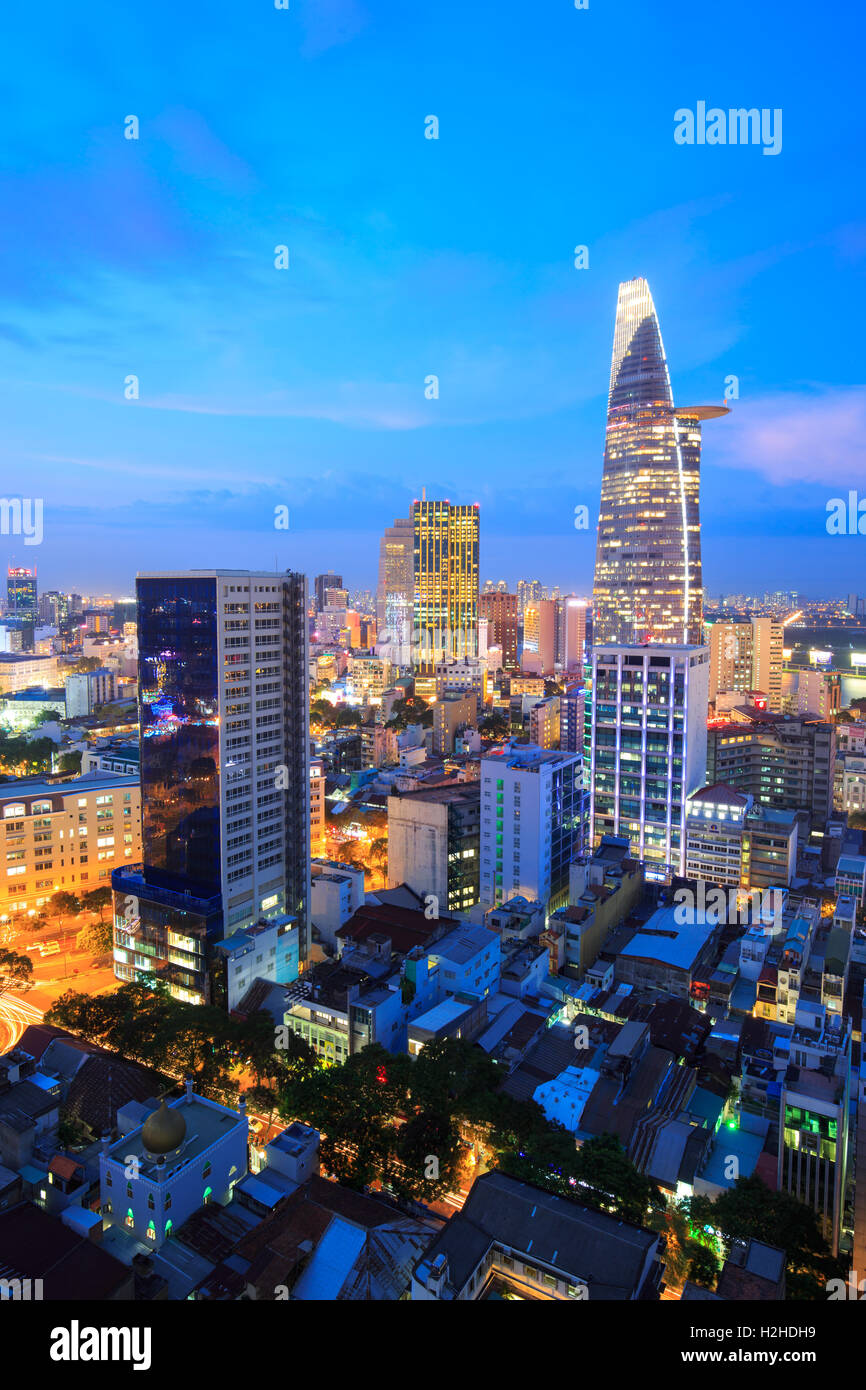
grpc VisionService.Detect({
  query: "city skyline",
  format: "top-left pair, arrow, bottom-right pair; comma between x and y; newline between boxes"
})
2,1 -> 865,596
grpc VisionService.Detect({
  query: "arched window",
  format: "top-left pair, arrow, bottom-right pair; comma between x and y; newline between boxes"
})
164,1191 -> 172,1210
203,1186 -> 213,1205
165,1219 -> 173,1237
202,1162 -> 212,1179
147,1193 -> 155,1210
125,1208 -> 134,1229
146,1221 -> 156,1241
106,1171 -> 112,1187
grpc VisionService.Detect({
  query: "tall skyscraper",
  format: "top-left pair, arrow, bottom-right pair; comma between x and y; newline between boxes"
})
589,643 -> 710,878
412,498 -> 479,674
707,616 -> 783,712
478,591 -> 518,670
314,572 -> 343,612
376,517 -> 414,666
592,278 -> 727,646
6,567 -> 37,621
555,596 -> 588,673
751,616 -> 784,713
112,569 -> 310,1004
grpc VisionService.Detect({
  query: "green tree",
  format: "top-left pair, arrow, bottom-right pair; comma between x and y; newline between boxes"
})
687,1175 -> 844,1299
386,696 -> 433,730
83,886 -> 112,922
34,708 -> 63,726
479,710 -> 509,739
57,750 -> 83,774
0,948 -> 34,998
49,890 -> 81,918
76,917 -> 113,957
686,1242 -> 720,1290
368,836 -> 389,887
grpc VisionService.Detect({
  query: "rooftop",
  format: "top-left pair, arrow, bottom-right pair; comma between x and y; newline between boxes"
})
106,1094 -> 245,1178
414,1171 -> 658,1299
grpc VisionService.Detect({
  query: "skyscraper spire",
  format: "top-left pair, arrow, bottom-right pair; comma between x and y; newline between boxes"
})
592,277 -> 726,646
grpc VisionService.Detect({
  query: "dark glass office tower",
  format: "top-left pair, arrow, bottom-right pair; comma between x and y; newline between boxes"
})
592,278 -> 726,646
6,567 -> 38,621
113,569 -> 310,1004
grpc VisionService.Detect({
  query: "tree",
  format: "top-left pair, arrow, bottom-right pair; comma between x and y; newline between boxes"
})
687,1175 -> 844,1299
498,1131 -> 664,1227
57,750 -> 82,774
76,917 -> 113,957
368,837 -> 389,887
479,711 -> 509,739
34,709 -> 62,726
49,890 -> 81,918
83,886 -> 112,922
0,948 -> 33,998
386,696 -> 433,730
686,1243 -> 720,1290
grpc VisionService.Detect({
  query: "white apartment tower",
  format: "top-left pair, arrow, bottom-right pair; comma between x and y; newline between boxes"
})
589,644 -> 709,879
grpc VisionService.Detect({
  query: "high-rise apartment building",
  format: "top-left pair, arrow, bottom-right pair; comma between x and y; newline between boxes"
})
707,621 -> 753,704
376,517 -> 413,666
524,598 -> 556,673
555,597 -> 587,673
412,498 -> 479,674
751,617 -> 784,712
707,617 -> 784,712
478,592 -> 518,670
387,783 -> 480,915
589,644 -> 710,877
706,710 -> 836,825
112,570 -> 310,1005
560,682 -> 585,755
480,742 -> 584,911
592,278 -> 726,646
0,774 -> 141,918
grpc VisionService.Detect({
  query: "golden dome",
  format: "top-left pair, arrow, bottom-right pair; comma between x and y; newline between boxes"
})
141,1100 -> 187,1156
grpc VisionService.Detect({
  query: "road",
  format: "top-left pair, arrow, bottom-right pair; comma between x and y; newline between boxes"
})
0,913 -> 118,1051
0,991 -> 43,1051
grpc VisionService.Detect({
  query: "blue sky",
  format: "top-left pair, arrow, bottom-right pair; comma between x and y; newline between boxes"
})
1,0 -> 864,598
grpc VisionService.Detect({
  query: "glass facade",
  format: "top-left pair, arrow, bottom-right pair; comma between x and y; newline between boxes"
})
138,576 -> 221,896
590,646 -> 708,877
413,500 -> 479,672
593,279 -> 711,646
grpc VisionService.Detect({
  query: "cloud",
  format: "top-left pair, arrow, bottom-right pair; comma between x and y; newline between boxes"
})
714,386 -> 866,487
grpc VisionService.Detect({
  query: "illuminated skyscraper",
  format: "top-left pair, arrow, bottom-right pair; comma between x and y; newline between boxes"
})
6,567 -> 37,621
412,498 -> 479,673
112,570 -> 309,1004
376,517 -> 413,666
589,642 -> 710,878
592,278 -> 726,646
478,591 -> 518,670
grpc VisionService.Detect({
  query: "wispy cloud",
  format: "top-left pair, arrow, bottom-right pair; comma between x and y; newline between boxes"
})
715,386 -> 866,487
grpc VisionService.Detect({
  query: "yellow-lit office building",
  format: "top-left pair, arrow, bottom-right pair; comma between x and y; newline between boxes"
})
412,499 -> 479,674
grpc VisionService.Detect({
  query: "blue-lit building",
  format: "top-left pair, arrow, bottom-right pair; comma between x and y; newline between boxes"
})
112,569 -> 310,1005
589,643 -> 709,880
